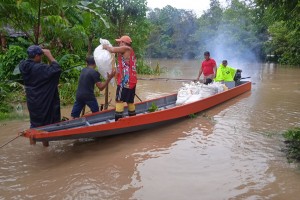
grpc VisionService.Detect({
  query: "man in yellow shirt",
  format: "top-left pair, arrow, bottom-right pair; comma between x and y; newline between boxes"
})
215,60 -> 241,82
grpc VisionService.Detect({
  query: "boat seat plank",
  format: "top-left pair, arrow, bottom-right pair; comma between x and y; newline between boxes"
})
35,118 -> 88,132
86,111 -> 115,124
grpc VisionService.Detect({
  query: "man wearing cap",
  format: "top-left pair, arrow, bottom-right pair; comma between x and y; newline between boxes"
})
196,51 -> 217,84
103,35 -> 137,121
19,45 -> 61,129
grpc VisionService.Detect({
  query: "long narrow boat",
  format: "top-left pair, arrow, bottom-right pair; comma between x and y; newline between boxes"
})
22,81 -> 251,145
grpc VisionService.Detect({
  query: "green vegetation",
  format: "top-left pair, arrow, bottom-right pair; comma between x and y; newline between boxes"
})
146,0 -> 299,64
188,114 -> 197,119
146,0 -> 267,60
0,0 -> 153,120
137,59 -> 163,75
283,127 -> 300,162
0,0 -> 299,120
148,103 -> 158,112
0,110 -> 28,121
59,79 -> 79,106
0,81 -> 26,120
256,0 -> 300,65
146,6 -> 199,59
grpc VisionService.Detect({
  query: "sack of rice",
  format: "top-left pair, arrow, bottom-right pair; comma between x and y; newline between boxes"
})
176,88 -> 192,105
93,38 -> 116,86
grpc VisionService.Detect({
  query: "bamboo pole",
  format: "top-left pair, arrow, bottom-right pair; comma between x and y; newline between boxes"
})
104,84 -> 109,110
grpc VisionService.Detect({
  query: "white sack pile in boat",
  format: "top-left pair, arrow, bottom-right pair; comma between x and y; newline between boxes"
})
176,82 -> 228,105
93,38 -> 116,86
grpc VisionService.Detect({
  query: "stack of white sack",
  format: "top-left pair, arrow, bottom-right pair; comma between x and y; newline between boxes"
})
176,81 -> 228,105
93,38 -> 116,86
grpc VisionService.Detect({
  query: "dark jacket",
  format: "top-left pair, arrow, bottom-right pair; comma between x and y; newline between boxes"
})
19,59 -> 61,128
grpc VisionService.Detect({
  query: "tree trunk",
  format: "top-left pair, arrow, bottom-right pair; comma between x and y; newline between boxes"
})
87,35 -> 94,56
0,32 -> 7,51
104,85 -> 109,110
34,0 -> 42,44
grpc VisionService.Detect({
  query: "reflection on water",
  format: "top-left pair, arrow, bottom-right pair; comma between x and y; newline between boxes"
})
1,61 -> 300,199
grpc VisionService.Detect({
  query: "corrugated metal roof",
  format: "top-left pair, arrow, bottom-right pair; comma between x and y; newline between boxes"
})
3,26 -> 27,37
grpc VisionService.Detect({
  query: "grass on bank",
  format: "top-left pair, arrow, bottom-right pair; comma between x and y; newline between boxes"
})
0,111 -> 28,121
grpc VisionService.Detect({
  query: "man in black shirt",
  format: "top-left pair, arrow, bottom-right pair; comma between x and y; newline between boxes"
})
19,45 -> 61,128
71,56 -> 115,118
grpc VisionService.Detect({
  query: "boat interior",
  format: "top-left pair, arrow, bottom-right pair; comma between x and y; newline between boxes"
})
36,94 -> 178,132
35,80 -> 249,133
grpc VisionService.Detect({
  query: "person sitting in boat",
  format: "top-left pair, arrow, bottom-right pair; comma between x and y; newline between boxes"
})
70,56 -> 115,118
214,60 -> 242,82
103,35 -> 137,121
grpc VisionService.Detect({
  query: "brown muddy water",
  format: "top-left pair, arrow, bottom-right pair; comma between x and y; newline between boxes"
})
1,60 -> 300,200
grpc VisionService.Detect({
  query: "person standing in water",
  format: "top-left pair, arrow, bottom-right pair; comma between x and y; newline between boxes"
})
19,45 -> 61,128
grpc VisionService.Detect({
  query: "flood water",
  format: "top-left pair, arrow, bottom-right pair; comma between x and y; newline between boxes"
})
1,60 -> 300,200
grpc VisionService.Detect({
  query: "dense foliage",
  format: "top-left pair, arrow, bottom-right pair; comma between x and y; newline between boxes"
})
0,0 -> 299,119
255,0 -> 300,65
146,0 -> 299,64
0,0 -> 152,118
98,0 -> 150,58
146,6 -> 199,59
0,45 -> 26,119
146,0 -> 269,61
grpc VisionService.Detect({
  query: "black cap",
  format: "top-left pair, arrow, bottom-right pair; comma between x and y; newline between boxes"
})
27,45 -> 43,57
204,51 -> 210,56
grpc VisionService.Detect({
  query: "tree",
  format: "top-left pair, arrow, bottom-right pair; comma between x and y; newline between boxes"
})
255,0 -> 300,65
0,0 -> 108,54
98,0 -> 150,58
266,21 -> 300,65
193,0 -> 268,61
146,6 -> 199,58
194,0 -> 223,56
217,0 -> 267,60
255,0 -> 299,28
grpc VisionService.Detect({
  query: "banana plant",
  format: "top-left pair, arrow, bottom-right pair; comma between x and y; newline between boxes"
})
0,0 -> 109,52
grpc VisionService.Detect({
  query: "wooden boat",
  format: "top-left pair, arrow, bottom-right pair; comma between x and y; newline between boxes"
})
22,81 -> 251,145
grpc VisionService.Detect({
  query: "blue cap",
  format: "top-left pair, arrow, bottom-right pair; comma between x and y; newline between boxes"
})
27,45 -> 43,57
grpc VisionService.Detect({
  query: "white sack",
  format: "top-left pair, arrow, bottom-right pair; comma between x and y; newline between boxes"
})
176,81 -> 227,105
184,94 -> 203,104
176,88 -> 192,105
93,38 -> 116,86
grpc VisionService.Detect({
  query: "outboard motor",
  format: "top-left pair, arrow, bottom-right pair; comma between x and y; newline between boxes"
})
234,69 -> 242,86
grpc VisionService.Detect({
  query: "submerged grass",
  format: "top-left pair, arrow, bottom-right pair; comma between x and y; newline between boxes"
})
188,113 -> 197,118
283,127 -> 300,162
137,59 -> 164,75
0,111 -> 28,121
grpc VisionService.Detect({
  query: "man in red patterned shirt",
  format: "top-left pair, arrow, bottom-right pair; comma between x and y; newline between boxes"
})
103,35 -> 137,121
196,51 -> 217,84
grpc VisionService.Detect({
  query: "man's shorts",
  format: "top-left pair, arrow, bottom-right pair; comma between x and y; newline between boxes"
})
116,86 -> 136,103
